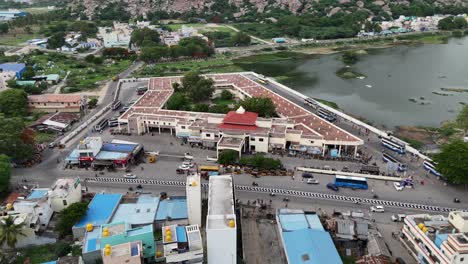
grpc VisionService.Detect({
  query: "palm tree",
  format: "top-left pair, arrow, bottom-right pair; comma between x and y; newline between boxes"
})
0,215 -> 26,249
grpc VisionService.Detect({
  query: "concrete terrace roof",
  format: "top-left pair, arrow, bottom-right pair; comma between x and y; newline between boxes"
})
120,73 -> 361,144
28,94 -> 82,103
111,195 -> 159,225
155,197 -> 188,221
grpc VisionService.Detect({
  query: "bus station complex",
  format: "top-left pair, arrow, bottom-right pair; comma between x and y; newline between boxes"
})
117,73 -> 364,159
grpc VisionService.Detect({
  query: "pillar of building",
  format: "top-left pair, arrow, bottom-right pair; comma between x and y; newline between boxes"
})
354,146 -> 358,157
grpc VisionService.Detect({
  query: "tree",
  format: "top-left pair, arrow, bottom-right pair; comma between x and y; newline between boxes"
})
231,31 -> 251,46
130,27 -> 160,47
180,71 -> 214,102
0,215 -> 26,249
85,54 -> 95,63
88,98 -> 98,109
0,23 -> 8,34
342,51 -> 359,65
56,202 -> 88,237
47,32 -> 66,49
240,97 -> 277,118
220,90 -> 233,101
218,150 -> 238,165
166,92 -> 190,110
21,66 -> 35,80
0,155 -> 10,194
457,105 -> 468,135
192,103 -> 209,112
0,115 -> 34,161
434,139 -> 468,184
0,89 -> 28,117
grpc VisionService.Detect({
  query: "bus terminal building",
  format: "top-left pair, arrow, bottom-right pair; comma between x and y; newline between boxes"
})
119,73 -> 363,158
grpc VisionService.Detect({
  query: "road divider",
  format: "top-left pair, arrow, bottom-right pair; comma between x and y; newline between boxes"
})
297,167 -> 402,182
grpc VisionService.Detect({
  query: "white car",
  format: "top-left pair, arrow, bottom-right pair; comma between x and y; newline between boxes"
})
182,161 -> 194,168
307,179 -> 319,184
178,164 -> 191,170
370,206 -> 385,213
124,173 -> 137,179
393,182 -> 404,191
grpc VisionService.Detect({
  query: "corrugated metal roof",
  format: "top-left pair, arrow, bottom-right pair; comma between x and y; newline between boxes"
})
101,143 -> 137,153
95,151 -> 129,160
0,63 -> 26,72
155,197 -> 188,221
74,193 -> 122,228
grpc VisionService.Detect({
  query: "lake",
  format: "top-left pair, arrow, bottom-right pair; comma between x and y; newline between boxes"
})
236,36 -> 468,128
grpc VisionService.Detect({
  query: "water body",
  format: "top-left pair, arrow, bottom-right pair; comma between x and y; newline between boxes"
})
237,37 -> 468,128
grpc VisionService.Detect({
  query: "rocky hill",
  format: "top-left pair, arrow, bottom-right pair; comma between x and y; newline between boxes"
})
70,0 -> 468,20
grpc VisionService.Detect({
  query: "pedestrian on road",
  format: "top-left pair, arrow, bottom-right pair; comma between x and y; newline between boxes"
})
371,189 -> 374,194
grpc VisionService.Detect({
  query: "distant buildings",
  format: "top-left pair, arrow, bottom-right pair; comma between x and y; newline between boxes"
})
401,211 -> 468,264
206,175 -> 237,264
160,25 -> 207,46
0,63 -> 26,90
27,94 -> 86,113
98,22 -> 132,48
276,209 -> 343,264
0,9 -> 28,21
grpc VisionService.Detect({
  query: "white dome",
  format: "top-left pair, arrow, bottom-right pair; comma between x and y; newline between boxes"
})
236,106 -> 246,114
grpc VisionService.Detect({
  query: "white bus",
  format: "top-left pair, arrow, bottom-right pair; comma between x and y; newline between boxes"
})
423,160 -> 442,177
381,138 -> 406,154
94,118 -> 108,131
111,100 -> 121,110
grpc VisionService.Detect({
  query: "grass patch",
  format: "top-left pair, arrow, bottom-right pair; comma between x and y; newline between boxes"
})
340,254 -> 356,264
336,67 -> 366,79
314,98 -> 340,109
0,32 -> 42,45
165,23 -> 204,30
415,35 -> 449,44
234,52 -> 313,63
398,136 -> 425,149
212,98 -> 236,106
35,132 -> 56,143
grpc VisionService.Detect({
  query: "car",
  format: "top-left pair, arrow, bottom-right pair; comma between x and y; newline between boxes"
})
391,214 -> 406,222
326,183 -> 339,191
178,164 -> 191,170
307,179 -> 319,184
48,142 -> 56,148
370,205 -> 385,212
302,172 -> 314,178
454,198 -> 461,203
393,182 -> 404,191
124,173 -> 137,179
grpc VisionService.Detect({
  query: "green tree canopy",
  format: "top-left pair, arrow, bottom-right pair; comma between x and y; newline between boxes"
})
56,202 -> 89,237
166,92 -> 190,110
180,71 -> 214,102
0,154 -> 11,194
220,90 -> 233,101
438,16 -> 468,30
240,97 -> 277,118
130,27 -> 160,47
0,115 -> 34,161
231,31 -> 251,46
239,154 -> 282,170
0,23 -> 9,34
434,139 -> 468,184
21,66 -> 35,80
342,51 -> 359,65
0,89 -> 28,117
218,150 -> 239,165
456,105 -> 468,135
0,215 -> 26,249
47,32 -> 66,49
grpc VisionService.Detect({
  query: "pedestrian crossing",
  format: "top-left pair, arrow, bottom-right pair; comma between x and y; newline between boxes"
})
85,177 -> 463,213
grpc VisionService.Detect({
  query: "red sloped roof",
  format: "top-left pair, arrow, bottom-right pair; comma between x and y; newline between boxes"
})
218,123 -> 257,131
222,111 -> 258,126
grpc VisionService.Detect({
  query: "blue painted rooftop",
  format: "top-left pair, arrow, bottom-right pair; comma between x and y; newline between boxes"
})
283,229 -> 342,264
127,224 -> 153,236
111,195 -> 159,225
95,151 -> 129,160
41,261 -> 57,264
155,197 -> 188,221
27,189 -> 48,199
0,63 -> 26,72
75,193 -> 122,228
101,143 -> 137,153
83,228 -> 101,253
176,226 -> 187,243
279,211 -> 342,264
65,149 -> 79,161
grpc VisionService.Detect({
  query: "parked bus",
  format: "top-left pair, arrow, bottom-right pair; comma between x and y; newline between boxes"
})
423,160 -> 442,177
317,108 -> 336,122
111,100 -> 121,110
334,175 -> 368,190
108,117 -> 119,127
304,98 -> 318,109
381,137 -> 406,154
200,165 -> 219,176
382,152 -> 407,172
94,118 -> 108,131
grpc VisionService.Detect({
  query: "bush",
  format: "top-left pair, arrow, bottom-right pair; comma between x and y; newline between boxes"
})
88,98 -> 98,109
218,150 -> 239,165
54,241 -> 72,257
239,154 -> 282,170
220,90 -> 233,100
56,202 -> 88,237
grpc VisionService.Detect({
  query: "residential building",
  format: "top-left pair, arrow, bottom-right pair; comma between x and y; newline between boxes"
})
186,173 -> 202,226
119,73 -> 363,158
11,189 -> 53,231
162,224 -> 203,264
110,194 -> 159,227
276,209 -> 342,264
401,211 -> 468,264
49,178 -> 82,212
98,22 -> 132,48
73,193 -> 122,239
27,94 -> 85,113
0,213 -> 55,248
102,241 -> 143,264
155,196 -> 189,228
0,63 -> 26,90
206,175 -> 237,264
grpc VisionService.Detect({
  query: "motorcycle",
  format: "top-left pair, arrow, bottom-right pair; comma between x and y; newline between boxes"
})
252,182 -> 259,186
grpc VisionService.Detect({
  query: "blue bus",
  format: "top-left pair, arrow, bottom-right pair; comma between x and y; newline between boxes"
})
334,175 -> 368,190
423,160 -> 442,177
382,152 -> 407,172
381,138 -> 406,154
317,108 -> 336,122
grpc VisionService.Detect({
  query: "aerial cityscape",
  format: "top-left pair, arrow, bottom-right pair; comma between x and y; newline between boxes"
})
0,0 -> 467,264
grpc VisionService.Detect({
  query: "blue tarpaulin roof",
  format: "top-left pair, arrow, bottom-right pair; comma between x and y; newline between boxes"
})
75,193 -> 122,228
155,197 -> 188,221
101,143 -> 137,153
283,229 -> 342,264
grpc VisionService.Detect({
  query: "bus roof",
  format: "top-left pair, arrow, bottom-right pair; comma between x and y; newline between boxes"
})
335,175 -> 367,181
200,165 -> 219,171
